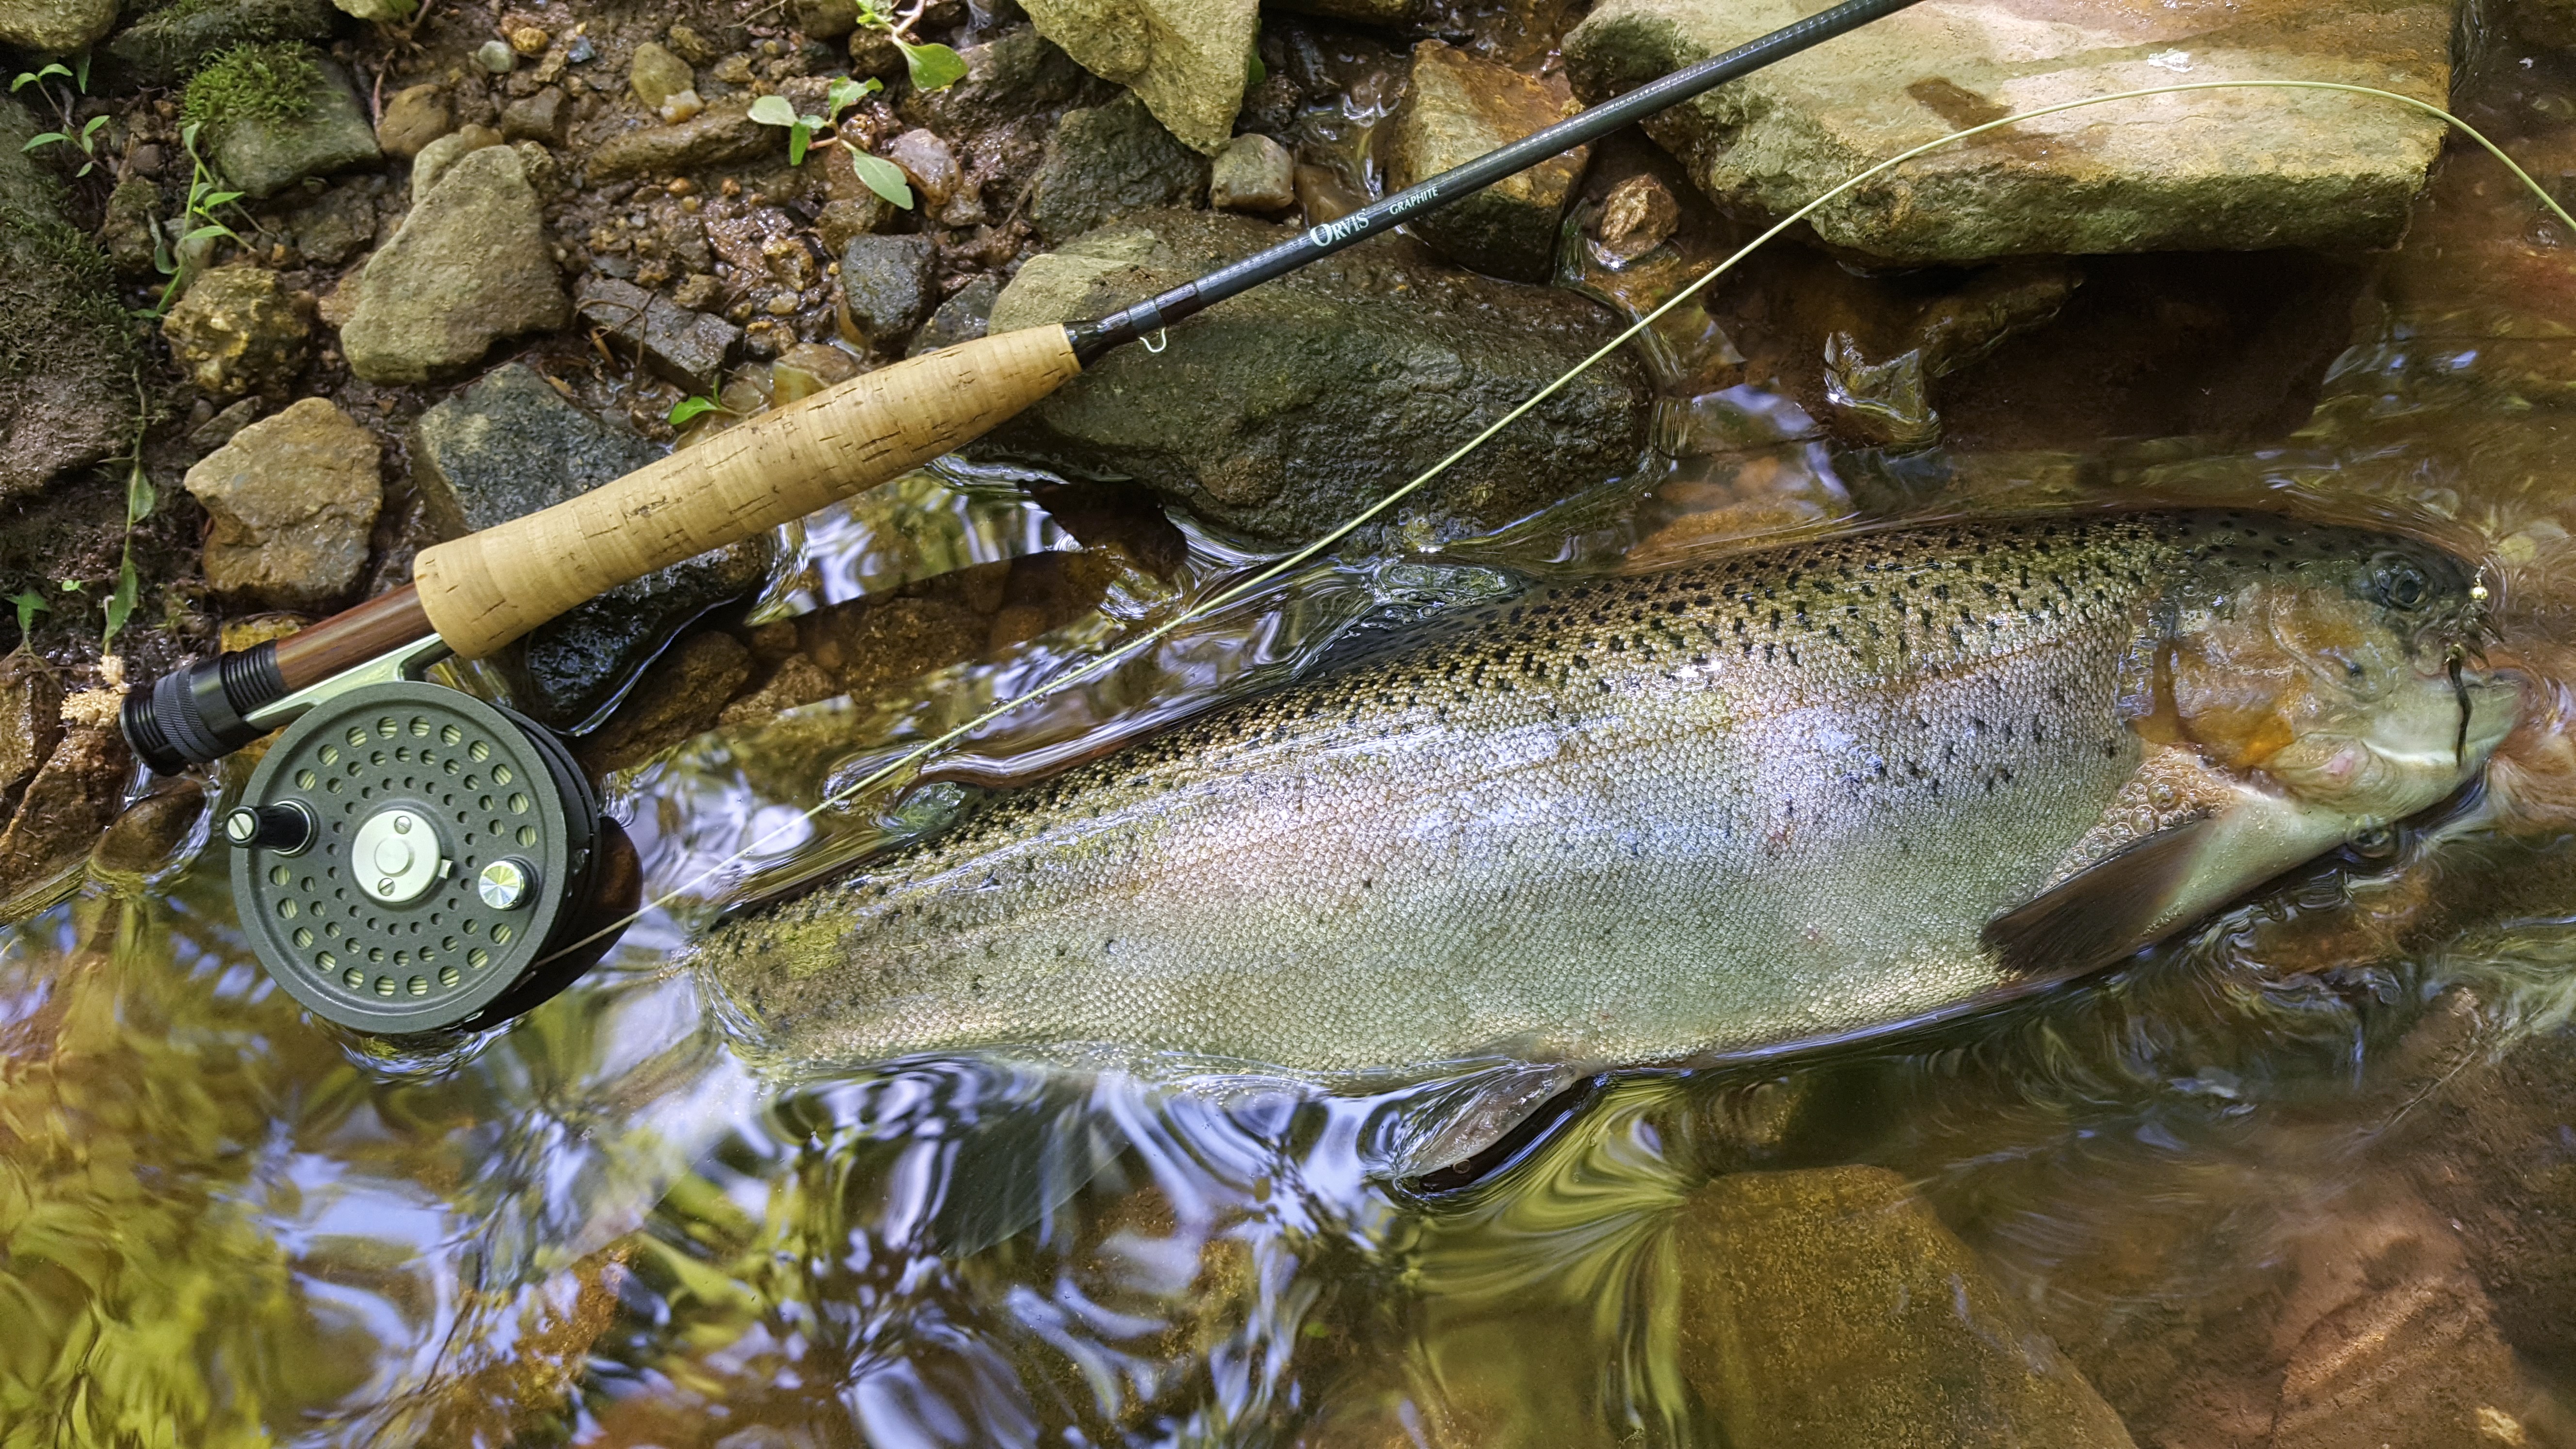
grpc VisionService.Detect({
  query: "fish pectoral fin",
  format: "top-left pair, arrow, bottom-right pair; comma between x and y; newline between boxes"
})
1981,815 -> 2221,984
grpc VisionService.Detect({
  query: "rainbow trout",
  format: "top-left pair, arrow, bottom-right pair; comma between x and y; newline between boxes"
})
695,513 -> 2515,1085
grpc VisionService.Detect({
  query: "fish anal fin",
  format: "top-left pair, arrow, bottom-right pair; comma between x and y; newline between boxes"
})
1981,816 -> 2218,984
1371,1064 -> 1594,1193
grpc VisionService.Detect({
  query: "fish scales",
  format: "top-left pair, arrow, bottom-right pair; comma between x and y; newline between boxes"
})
698,512 -> 2496,1081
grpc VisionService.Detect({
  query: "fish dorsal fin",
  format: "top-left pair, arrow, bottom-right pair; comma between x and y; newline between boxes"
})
1980,816 -> 2217,983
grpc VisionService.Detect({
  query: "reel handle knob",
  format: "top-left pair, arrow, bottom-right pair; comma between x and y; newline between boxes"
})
222,802 -> 314,853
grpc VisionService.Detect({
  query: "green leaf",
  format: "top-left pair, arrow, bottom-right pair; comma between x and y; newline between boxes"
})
896,38 -> 966,92
667,395 -> 720,426
747,93 -> 800,128
786,121 -> 810,167
21,132 -> 64,151
9,73 -> 33,92
58,578 -> 82,592
1247,49 -> 1265,86
102,553 -> 137,644
126,460 -> 154,525
202,190 -> 242,208
848,146 -> 914,208
80,114 -> 107,140
9,590 -> 47,638
73,51 -> 88,93
825,76 -> 875,115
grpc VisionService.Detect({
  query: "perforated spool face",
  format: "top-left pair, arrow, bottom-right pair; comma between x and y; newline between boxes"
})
233,681 -> 585,1032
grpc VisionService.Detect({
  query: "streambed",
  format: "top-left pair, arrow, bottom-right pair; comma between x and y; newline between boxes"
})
13,24 -> 2576,1449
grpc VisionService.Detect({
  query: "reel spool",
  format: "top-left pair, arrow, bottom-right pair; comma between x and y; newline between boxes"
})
222,680 -> 640,1034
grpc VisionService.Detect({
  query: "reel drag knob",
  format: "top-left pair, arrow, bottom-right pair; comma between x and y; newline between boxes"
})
222,802 -> 314,853
226,679 -> 638,1035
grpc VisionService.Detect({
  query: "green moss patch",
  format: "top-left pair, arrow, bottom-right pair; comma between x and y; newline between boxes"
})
179,42 -> 321,143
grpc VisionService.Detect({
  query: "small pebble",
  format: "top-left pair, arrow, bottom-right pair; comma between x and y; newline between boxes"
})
564,33 -> 596,63
660,88 -> 706,124
665,177 -> 695,195
1596,174 -> 1681,263
1210,133 -> 1295,213
476,39 -> 517,73
721,177 -> 741,197
509,25 -> 549,55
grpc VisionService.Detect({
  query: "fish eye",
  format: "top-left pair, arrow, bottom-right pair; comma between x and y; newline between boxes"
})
2371,557 -> 2429,610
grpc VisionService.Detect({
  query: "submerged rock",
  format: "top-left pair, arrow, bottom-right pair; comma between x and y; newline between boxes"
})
340,144 -> 568,383
0,727 -> 129,911
1565,0 -> 2453,261
0,655 -> 64,819
410,364 -> 770,728
183,397 -> 384,610
1385,40 -> 1586,282
2404,1014 -> 2576,1371
161,264 -> 312,397
1020,0 -> 1257,154
1028,93 -> 1210,242
1673,1166 -> 2136,1448
204,56 -> 383,199
0,97 -> 134,505
982,209 -> 1650,541
90,778 -> 206,883
572,628 -> 751,776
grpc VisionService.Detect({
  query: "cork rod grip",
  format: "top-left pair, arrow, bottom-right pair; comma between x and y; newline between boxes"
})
411,325 -> 1084,661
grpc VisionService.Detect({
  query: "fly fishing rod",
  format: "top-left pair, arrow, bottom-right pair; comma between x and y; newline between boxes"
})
122,0 -> 1927,1035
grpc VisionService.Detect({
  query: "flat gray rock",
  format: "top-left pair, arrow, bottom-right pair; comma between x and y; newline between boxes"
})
183,397 -> 383,611
1565,0 -> 2455,262
1027,93 -> 1209,243
411,364 -> 771,728
209,56 -> 383,199
982,209 -> 1649,543
340,144 -> 568,383
1021,0 -> 1258,154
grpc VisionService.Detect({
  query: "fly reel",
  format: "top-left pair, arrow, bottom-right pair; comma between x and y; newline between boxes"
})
220,680 -> 639,1034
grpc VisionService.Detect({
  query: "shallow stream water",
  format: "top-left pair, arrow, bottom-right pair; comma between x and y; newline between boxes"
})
15,50 -> 2576,1449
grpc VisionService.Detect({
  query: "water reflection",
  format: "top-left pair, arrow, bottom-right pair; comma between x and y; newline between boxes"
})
17,60 -> 2576,1449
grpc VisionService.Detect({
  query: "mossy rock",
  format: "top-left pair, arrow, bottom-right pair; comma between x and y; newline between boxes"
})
0,97 -> 136,506
185,47 -> 381,198
102,0 -> 337,87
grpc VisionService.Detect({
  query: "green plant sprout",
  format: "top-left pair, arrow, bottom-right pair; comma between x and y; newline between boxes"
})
147,122 -> 247,316
852,0 -> 966,91
7,589 -> 47,644
13,53 -> 108,177
750,75 -> 917,208
667,394 -> 724,426
102,388 -> 155,646
749,75 -> 876,166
